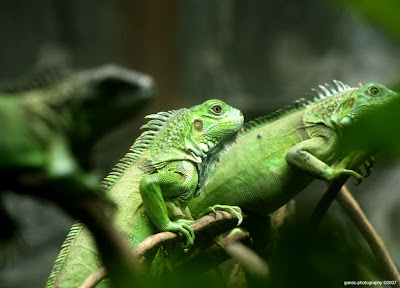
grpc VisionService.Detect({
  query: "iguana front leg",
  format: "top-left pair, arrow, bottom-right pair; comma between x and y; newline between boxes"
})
285,136 -> 362,182
139,166 -> 198,246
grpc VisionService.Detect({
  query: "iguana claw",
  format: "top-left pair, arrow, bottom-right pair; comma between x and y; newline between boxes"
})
329,167 -> 362,184
162,221 -> 195,247
198,205 -> 243,226
347,170 -> 363,185
362,156 -> 375,178
206,207 -> 218,218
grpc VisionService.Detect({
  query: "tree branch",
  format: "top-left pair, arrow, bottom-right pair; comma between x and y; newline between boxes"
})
337,186 -> 400,287
308,151 -> 399,285
309,151 -> 371,227
79,211 -> 246,288
225,242 -> 269,279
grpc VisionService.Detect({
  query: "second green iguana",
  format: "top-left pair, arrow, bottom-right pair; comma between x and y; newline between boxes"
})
46,99 -> 244,288
185,81 -> 400,286
190,81 -> 399,218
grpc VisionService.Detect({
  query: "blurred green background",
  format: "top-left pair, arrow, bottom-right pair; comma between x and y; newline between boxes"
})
0,0 -> 400,287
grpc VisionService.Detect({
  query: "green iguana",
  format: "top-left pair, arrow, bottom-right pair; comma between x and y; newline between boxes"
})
0,64 -> 153,260
45,99 -> 244,288
189,81 -> 399,218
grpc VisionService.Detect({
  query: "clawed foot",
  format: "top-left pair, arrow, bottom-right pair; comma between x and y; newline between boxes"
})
356,157 -> 375,178
328,167 -> 363,185
343,169 -> 363,185
162,221 -> 195,248
198,205 -> 243,225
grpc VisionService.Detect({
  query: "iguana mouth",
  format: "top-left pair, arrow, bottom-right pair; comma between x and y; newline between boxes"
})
220,118 -> 244,126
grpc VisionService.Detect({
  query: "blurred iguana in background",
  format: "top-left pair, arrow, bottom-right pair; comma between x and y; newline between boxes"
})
0,64 -> 154,264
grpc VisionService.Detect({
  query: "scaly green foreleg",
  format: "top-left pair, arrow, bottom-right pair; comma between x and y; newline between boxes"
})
285,137 -> 362,182
140,172 -> 196,246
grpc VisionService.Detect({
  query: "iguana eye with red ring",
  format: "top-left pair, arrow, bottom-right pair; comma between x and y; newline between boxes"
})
368,86 -> 380,96
211,104 -> 223,114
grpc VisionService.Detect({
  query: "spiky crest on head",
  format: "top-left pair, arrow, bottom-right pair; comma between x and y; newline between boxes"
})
100,109 -> 177,191
243,80 -> 351,132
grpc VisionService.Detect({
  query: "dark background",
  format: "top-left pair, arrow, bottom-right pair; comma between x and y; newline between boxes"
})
1,1 -> 400,287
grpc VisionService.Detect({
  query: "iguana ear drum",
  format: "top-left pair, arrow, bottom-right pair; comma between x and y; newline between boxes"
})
194,119 -> 203,132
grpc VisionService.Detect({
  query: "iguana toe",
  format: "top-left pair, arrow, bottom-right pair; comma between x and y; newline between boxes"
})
199,205 -> 243,226
198,206 -> 217,218
166,222 -> 195,247
349,170 -> 363,185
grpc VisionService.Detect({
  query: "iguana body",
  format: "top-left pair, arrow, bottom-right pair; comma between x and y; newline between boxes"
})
0,64 -> 153,260
46,100 -> 243,288
190,81 -> 399,218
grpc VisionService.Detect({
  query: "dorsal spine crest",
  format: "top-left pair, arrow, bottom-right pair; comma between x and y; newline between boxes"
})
244,80 -> 351,132
100,109 -> 177,191
0,66 -> 72,93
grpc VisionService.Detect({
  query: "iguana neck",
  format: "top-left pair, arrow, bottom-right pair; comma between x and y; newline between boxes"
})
20,89 -> 99,170
150,109 -> 206,164
304,88 -> 357,136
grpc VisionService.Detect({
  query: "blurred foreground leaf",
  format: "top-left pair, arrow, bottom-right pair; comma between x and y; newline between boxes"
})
338,0 -> 400,40
342,86 -> 400,154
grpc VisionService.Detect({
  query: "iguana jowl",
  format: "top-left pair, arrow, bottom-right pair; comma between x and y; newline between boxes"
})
46,99 -> 244,288
190,81 -> 399,217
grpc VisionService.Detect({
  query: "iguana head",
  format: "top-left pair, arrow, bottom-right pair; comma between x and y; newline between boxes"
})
188,99 -> 244,195
59,65 -> 153,168
189,99 -> 244,156
331,83 -> 400,129
67,65 -> 154,142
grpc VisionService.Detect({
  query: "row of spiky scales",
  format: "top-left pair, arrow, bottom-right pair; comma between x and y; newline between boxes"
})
100,110 -> 177,191
243,80 -> 351,132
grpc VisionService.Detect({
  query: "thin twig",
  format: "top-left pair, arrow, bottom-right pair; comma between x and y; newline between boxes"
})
225,242 -> 269,279
79,211 -> 246,288
337,186 -> 400,287
309,151 -> 371,227
173,230 -> 251,275
78,268 -> 106,288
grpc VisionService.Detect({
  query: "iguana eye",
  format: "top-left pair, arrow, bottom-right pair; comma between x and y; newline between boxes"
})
211,104 -> 223,114
368,86 -> 380,96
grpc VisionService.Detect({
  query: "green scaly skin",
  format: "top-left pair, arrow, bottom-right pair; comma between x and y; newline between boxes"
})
190,81 -> 399,218
45,99 -> 243,288
0,64 -> 153,261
